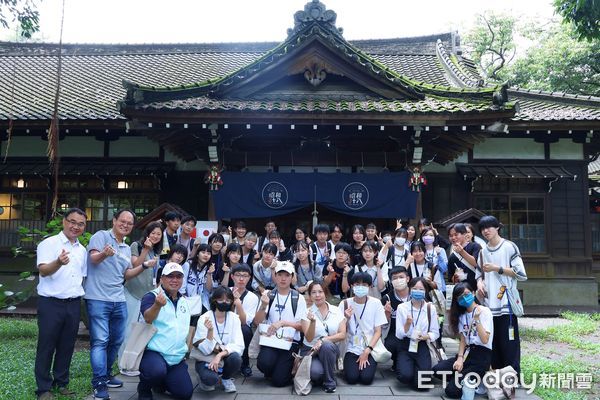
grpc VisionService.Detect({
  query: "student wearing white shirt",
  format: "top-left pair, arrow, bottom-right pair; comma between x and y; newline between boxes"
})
339,272 -> 387,385
301,282 -> 347,393
230,264 -> 259,377
35,208 -> 87,400
379,228 -> 410,271
342,241 -> 387,299
433,283 -> 493,399
476,215 -> 527,376
194,286 -> 244,393
380,266 -> 411,372
294,241 -> 323,294
395,277 -> 440,390
254,261 -> 307,387
406,242 -> 443,292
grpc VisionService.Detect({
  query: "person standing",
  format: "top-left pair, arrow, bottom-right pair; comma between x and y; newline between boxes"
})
85,209 -> 147,400
160,211 -> 181,259
477,215 -> 527,376
34,208 -> 87,400
230,264 -> 259,377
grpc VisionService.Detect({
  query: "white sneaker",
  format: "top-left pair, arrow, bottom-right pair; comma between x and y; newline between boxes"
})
198,381 -> 215,391
221,378 -> 237,393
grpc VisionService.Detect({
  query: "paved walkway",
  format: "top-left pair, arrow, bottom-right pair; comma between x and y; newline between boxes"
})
86,338 -> 540,400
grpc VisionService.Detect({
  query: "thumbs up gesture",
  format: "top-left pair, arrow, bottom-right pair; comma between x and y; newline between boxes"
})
57,249 -> 70,266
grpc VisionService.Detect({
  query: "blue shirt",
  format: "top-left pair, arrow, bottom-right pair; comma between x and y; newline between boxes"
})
84,229 -> 131,302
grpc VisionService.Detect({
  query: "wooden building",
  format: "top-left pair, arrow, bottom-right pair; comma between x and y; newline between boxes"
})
1,0 -> 599,307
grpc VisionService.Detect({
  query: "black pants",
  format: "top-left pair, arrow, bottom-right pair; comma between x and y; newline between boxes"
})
138,350 -> 193,400
384,334 -> 403,368
396,338 -> 431,391
433,345 -> 492,398
492,314 -> 520,375
241,324 -> 253,367
343,352 -> 378,385
34,296 -> 81,395
196,352 -> 243,385
257,343 -> 299,387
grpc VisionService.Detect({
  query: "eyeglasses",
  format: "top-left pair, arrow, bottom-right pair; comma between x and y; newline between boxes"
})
234,274 -> 250,279
117,220 -> 134,227
65,219 -> 86,228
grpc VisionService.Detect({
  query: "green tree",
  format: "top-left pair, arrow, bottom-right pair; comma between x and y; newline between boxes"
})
509,22 -> 600,95
0,0 -> 39,38
464,12 -> 517,82
554,0 -> 600,41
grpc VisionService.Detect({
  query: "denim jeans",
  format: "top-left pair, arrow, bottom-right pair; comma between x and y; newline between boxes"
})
86,299 -> 127,387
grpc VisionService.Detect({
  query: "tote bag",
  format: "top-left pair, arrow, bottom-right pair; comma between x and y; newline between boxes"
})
293,352 -> 313,395
118,320 -> 157,373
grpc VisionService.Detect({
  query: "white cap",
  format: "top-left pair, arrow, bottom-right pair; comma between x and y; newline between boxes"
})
162,262 -> 184,276
275,261 -> 294,275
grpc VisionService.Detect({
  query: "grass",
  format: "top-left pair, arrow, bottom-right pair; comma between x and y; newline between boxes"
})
520,312 -> 600,400
520,311 -> 600,353
0,318 -> 92,400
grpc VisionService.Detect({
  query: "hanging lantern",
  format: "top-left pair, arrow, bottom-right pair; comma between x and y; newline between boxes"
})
409,166 -> 427,192
204,165 -> 223,191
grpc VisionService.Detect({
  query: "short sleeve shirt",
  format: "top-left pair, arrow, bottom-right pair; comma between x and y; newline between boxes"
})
36,231 -> 87,299
84,229 -> 131,302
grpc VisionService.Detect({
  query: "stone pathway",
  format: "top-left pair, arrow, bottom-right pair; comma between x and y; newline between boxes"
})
86,338 -> 540,400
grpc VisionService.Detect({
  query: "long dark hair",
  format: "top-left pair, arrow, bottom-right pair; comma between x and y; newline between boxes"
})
137,222 -> 163,255
293,240 -> 314,271
189,243 -> 210,272
225,243 -> 243,266
358,240 -> 379,266
449,282 -> 473,336
350,224 -> 366,247
408,276 -> 431,300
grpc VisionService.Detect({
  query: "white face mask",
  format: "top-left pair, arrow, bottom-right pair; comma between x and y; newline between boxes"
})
222,234 -> 230,243
395,237 -> 406,246
392,277 -> 407,290
383,235 -> 392,243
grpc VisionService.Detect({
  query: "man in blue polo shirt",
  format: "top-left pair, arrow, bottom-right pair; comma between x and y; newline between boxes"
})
85,209 -> 148,400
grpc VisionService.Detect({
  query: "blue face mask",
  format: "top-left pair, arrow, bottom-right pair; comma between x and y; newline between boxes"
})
353,286 -> 369,298
458,292 -> 475,308
410,289 -> 425,301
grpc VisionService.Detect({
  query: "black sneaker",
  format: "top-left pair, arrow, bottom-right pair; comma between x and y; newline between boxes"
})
106,376 -> 123,388
324,387 -> 336,393
240,365 -> 253,377
93,384 -> 110,400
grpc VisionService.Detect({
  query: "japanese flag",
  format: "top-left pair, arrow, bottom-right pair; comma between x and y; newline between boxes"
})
195,221 -> 218,244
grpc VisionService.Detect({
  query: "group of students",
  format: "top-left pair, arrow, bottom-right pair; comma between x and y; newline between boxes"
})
32,202 -> 530,400
121,212 -> 526,400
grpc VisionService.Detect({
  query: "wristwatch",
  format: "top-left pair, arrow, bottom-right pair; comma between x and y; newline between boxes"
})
498,267 -> 504,275
367,345 -> 374,351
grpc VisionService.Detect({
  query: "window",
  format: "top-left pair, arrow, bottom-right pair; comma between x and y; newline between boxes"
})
85,195 -> 106,221
475,195 -> 545,253
108,194 -> 158,219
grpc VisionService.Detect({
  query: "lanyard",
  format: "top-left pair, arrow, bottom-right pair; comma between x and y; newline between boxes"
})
314,305 -> 331,335
299,264 -> 314,283
187,267 -> 206,295
465,308 -> 477,345
352,299 -> 368,333
213,311 -> 227,342
315,244 -> 327,265
258,263 -> 271,285
275,291 -> 291,321
410,302 -> 424,329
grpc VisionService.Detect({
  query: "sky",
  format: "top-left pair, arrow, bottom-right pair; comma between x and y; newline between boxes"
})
13,0 -> 558,44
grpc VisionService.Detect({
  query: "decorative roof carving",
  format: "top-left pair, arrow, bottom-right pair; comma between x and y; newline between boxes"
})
288,0 -> 343,37
304,63 -> 327,87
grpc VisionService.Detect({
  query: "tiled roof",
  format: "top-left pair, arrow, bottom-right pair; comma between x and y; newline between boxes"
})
139,96 -> 499,114
509,88 -> 600,122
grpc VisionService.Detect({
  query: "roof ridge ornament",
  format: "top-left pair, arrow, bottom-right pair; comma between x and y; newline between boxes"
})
288,0 -> 343,37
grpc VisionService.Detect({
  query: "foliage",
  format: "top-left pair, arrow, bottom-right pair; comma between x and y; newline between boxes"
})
0,0 -> 39,38
520,312 -> 600,353
463,12 -> 517,82
1,215 -> 91,310
0,318 -> 92,400
508,23 -> 600,96
553,0 -> 600,42
521,355 -> 596,399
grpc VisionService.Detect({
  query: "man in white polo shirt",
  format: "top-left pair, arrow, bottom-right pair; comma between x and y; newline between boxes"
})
34,208 -> 87,400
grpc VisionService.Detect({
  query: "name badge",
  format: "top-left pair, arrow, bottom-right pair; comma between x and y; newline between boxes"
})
508,327 -> 515,341
409,330 -> 420,353
353,334 -> 362,347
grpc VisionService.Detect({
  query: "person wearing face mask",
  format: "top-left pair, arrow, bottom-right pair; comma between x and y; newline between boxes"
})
380,267 -> 410,372
379,228 -> 410,272
193,286 -> 244,393
433,283 -> 493,399
420,228 -> 448,295
395,277 -> 439,391
339,272 -> 387,385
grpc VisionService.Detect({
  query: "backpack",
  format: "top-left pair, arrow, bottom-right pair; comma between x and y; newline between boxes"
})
310,242 -> 333,265
267,289 -> 300,317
